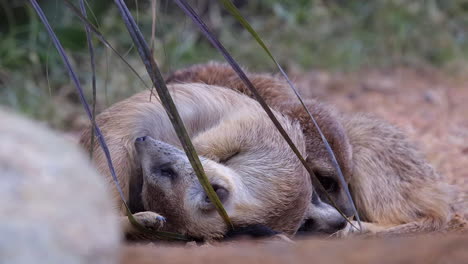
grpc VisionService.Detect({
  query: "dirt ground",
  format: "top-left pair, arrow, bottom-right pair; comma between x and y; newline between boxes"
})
292,67 -> 468,216
122,233 -> 468,264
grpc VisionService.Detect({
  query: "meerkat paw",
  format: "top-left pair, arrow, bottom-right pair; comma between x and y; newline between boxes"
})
132,211 -> 166,230
122,211 -> 166,240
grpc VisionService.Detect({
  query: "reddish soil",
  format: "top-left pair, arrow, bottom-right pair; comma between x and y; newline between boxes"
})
122,233 -> 468,264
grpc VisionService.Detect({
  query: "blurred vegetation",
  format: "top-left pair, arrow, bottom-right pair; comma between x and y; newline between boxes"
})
0,0 -> 467,129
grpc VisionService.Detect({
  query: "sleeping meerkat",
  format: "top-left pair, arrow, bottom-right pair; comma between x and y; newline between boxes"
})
80,83 -> 345,240
166,62 -> 455,236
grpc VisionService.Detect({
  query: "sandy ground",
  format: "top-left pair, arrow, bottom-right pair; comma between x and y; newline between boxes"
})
122,233 -> 468,264
293,67 -> 468,216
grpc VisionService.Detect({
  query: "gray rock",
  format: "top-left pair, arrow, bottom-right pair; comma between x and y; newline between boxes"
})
0,108 -> 120,264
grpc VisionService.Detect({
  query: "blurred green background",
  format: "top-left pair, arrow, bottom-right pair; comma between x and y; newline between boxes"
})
1,0 -> 467,129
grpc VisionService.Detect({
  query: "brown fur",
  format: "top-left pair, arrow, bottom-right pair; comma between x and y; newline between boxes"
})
80,83 -> 311,240
166,62 -> 455,235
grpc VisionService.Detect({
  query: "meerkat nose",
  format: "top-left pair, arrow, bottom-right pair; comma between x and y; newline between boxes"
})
135,136 -> 147,142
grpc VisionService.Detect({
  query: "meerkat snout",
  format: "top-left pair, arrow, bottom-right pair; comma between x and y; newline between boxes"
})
298,191 -> 347,235
135,136 -> 184,179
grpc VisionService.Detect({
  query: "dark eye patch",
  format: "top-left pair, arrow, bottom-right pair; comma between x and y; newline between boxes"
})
316,171 -> 339,193
160,167 -> 174,178
152,162 -> 177,180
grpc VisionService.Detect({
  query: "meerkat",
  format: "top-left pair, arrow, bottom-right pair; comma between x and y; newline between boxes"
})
166,62 -> 455,236
80,83 -> 346,240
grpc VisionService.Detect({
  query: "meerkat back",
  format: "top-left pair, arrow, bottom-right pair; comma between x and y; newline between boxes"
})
342,114 -> 454,231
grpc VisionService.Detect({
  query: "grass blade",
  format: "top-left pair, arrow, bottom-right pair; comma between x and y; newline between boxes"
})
219,0 -> 361,230
173,0 -> 358,230
150,0 -> 157,55
113,0 -> 233,229
29,0 -> 188,241
62,0 -> 150,90
78,0 -> 96,161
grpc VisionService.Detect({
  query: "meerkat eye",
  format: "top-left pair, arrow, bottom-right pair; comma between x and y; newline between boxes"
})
152,163 -> 176,180
160,167 -> 175,178
219,151 -> 240,164
316,172 -> 339,193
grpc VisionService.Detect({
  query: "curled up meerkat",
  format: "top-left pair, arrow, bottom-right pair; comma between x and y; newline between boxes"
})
80,83 -> 348,241
166,62 -> 455,236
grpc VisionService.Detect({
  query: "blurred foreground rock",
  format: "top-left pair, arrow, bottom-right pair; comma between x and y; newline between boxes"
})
0,108 -> 120,264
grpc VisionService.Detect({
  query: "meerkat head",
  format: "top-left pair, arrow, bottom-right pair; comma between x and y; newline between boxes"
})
135,136 -> 234,239
134,126 -> 311,240
278,99 -> 355,228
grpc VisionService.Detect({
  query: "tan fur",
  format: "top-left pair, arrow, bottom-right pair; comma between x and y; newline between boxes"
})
167,62 -> 455,235
80,83 -> 311,240
338,114 -> 453,236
